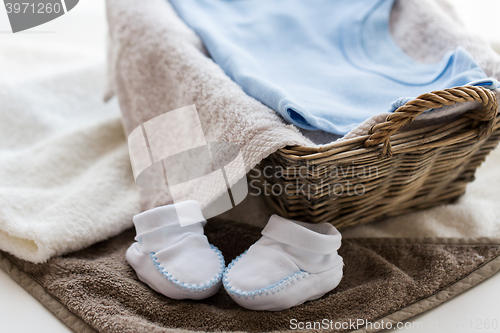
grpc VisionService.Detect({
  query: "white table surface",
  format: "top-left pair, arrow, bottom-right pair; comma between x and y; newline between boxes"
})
1,0 -> 499,332
0,268 -> 73,333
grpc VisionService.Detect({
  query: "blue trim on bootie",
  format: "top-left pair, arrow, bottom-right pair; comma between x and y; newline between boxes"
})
150,244 -> 225,292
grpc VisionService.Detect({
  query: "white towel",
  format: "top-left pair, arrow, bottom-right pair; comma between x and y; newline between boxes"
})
0,62 -> 140,263
0,1 -> 141,263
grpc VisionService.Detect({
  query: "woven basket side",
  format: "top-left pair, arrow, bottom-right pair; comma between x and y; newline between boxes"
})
256,86 -> 499,228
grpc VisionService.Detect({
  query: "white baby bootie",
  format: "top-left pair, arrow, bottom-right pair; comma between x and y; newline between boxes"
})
223,215 -> 343,311
126,200 -> 225,300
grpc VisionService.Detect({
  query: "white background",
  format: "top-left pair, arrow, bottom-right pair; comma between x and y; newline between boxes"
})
0,0 -> 499,332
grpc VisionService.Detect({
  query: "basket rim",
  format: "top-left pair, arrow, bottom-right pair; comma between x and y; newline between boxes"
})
278,86 -> 499,160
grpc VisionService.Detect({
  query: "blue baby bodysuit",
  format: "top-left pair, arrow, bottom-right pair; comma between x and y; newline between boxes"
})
169,0 -> 497,135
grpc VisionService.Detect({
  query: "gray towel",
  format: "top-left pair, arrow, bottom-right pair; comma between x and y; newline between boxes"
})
2,219 -> 500,332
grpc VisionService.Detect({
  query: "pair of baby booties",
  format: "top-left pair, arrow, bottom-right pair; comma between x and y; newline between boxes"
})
126,200 -> 343,311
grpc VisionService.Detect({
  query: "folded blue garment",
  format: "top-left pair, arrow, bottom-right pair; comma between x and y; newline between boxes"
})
169,0 -> 498,135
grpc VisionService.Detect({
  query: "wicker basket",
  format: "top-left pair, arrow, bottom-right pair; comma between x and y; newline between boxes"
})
256,86 -> 499,229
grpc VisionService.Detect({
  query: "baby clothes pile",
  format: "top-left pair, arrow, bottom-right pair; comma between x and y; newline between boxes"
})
169,0 -> 498,135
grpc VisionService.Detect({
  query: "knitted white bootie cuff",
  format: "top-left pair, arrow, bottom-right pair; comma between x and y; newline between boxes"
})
262,215 -> 341,254
126,200 -> 224,300
133,200 -> 206,240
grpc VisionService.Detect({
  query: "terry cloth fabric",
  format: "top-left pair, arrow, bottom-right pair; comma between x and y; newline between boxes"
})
106,0 -> 500,213
0,66 -> 141,263
0,1 -> 141,264
168,0 -> 497,135
2,219 -> 500,333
